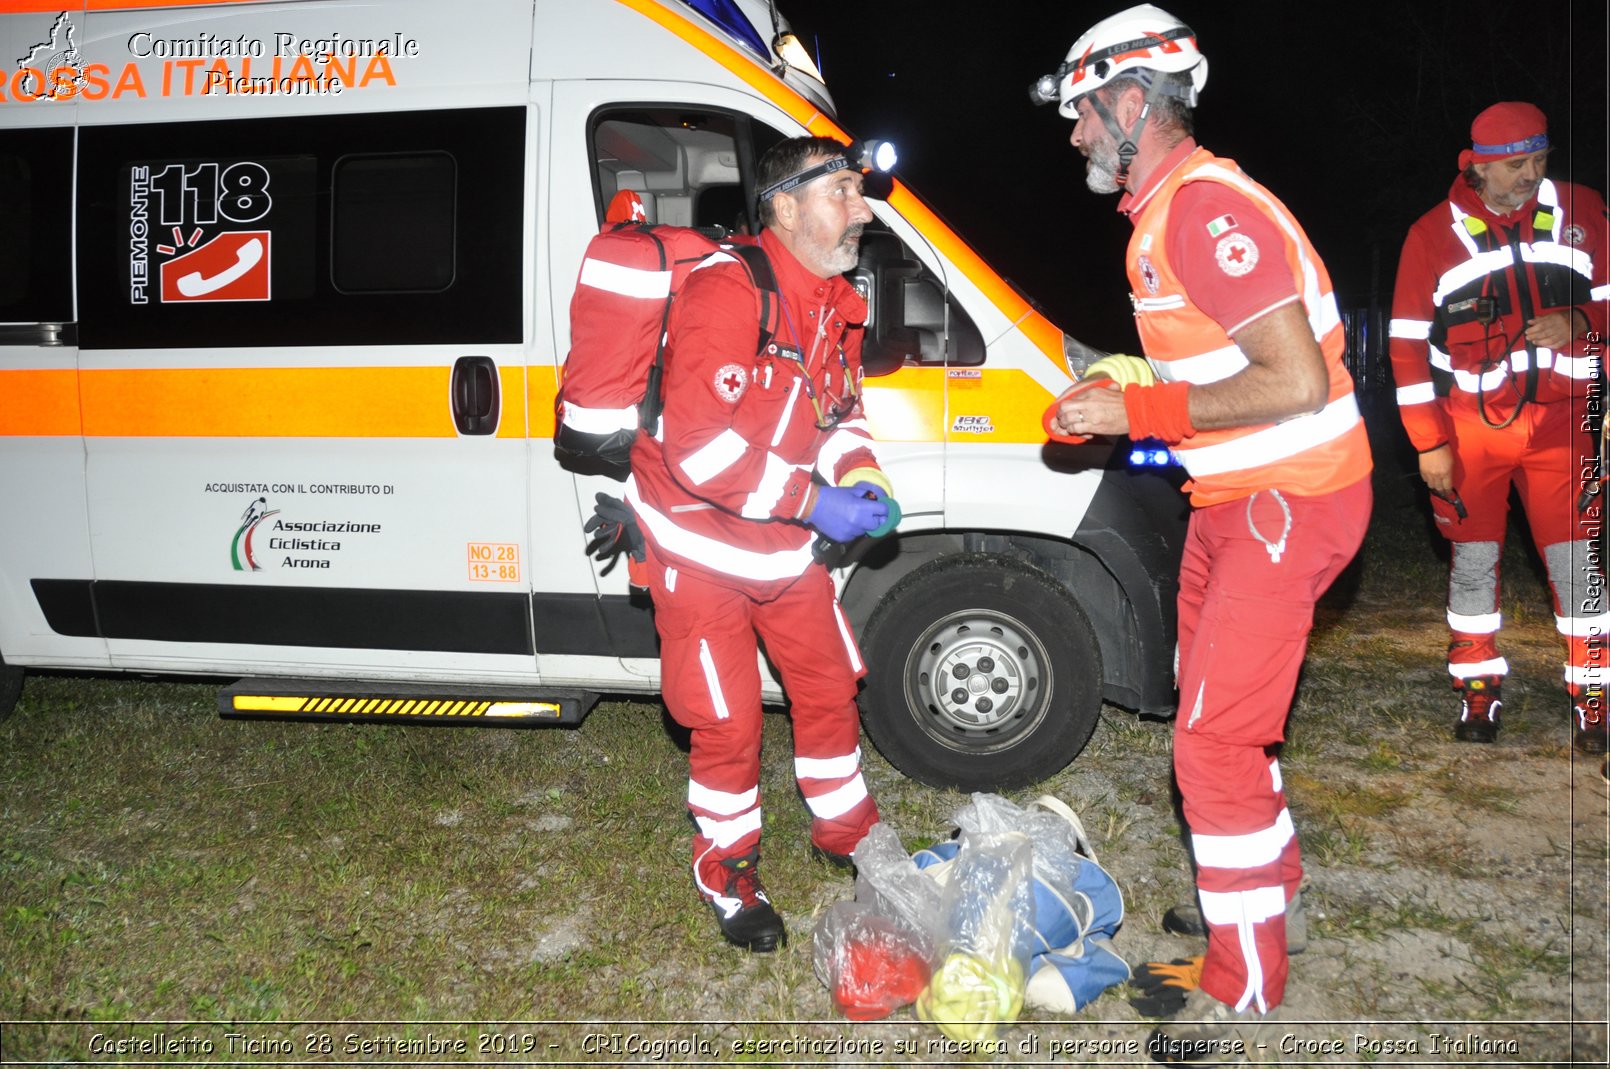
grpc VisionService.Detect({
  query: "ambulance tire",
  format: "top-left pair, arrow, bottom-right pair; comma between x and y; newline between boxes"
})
857,553 -> 1102,791
0,653 -> 21,723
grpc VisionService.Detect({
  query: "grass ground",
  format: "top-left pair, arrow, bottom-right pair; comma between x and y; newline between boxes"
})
1,428 -> 1606,1066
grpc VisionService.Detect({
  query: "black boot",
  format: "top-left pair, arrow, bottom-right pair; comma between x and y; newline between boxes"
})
1454,676 -> 1502,743
707,850 -> 786,952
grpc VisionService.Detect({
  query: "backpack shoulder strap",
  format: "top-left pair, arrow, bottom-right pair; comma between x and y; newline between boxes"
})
635,225 -> 673,434
725,243 -> 779,356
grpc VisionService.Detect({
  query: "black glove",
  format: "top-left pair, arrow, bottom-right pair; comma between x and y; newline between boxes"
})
1127,955 -> 1203,1018
583,492 -> 645,563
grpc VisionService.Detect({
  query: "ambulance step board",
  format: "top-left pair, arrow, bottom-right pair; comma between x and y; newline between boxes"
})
218,679 -> 597,727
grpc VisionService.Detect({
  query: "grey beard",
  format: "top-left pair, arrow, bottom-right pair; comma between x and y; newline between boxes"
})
825,238 -> 861,273
1085,147 -> 1122,194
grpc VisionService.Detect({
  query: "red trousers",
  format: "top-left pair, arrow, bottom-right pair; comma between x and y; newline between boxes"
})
1174,477 -> 1371,1012
1434,398 -> 1601,693
646,553 -> 877,904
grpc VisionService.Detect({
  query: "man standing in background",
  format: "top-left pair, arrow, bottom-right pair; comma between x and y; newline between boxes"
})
1389,102 -> 1608,754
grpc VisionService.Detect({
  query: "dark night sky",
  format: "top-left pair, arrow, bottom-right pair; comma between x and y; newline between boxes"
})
780,0 -> 1608,353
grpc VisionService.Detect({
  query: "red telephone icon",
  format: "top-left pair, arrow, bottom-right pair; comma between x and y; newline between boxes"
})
160,231 -> 270,303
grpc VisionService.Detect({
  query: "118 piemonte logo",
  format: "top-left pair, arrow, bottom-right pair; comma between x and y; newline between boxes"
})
136,160 -> 274,303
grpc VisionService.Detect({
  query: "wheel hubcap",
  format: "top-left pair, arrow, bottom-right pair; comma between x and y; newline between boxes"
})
906,610 -> 1050,747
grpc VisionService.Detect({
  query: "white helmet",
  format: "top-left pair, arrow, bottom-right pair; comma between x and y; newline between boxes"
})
1031,4 -> 1207,117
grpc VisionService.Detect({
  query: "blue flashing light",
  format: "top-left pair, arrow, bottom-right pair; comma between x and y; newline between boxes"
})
681,0 -> 770,61
1127,439 -> 1179,468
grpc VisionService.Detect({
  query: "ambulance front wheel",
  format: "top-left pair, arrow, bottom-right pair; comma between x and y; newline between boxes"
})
0,652 -> 21,723
857,554 -> 1102,791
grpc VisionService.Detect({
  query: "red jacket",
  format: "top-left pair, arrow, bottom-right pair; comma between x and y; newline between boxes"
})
627,228 -> 882,591
1389,176 -> 1608,452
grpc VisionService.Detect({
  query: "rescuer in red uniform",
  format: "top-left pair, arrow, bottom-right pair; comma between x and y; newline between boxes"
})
1389,102 -> 1608,754
1034,5 -> 1372,1058
626,137 -> 891,952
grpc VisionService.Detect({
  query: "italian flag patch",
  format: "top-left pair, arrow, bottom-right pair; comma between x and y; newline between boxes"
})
1206,214 -> 1238,237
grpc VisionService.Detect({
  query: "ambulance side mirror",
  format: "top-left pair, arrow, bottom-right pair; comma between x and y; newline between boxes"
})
851,246 -> 985,377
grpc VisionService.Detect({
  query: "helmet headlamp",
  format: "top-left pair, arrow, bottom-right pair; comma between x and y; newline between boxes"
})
1031,6 -> 1206,114
1029,73 -> 1060,106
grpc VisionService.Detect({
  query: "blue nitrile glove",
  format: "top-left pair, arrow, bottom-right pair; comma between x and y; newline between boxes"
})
851,481 -> 903,539
807,484 -> 889,544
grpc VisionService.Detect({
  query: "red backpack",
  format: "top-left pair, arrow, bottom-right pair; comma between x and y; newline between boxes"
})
555,215 -> 776,471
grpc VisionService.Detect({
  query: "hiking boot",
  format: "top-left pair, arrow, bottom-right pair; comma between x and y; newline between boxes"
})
1162,890 -> 1307,954
1573,687 -> 1608,755
809,842 -> 855,875
706,851 -> 786,952
1147,986 -> 1280,1064
1454,676 -> 1502,743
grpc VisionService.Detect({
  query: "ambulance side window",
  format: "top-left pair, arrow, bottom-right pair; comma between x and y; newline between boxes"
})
332,153 -> 457,293
580,107 -> 982,374
0,127 -> 74,324
586,106 -> 782,237
852,226 -> 984,374
75,107 -> 522,349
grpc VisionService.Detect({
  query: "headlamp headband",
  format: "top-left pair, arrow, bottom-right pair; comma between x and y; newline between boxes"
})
758,154 -> 851,203
1472,133 -> 1549,158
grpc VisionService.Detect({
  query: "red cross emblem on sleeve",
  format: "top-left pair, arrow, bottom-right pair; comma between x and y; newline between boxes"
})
713,363 -> 749,403
1213,232 -> 1259,277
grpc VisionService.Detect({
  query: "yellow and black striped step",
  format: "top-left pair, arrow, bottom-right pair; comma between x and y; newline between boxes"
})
219,679 -> 596,727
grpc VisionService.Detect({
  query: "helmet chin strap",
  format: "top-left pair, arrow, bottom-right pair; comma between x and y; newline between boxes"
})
1083,72 -> 1179,188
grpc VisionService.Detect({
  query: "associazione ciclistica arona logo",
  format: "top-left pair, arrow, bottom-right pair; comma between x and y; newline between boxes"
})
231,496 -> 280,572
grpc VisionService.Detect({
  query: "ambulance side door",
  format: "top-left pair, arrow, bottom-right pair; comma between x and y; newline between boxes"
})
0,122 -> 106,672
850,211 -> 961,518
70,107 -> 539,683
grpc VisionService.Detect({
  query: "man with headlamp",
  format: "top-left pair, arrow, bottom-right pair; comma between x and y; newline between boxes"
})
1033,4 -> 1372,1058
1389,102 -> 1608,755
625,137 -> 895,952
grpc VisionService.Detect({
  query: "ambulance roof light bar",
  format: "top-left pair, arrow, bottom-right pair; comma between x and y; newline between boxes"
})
681,0 -> 770,60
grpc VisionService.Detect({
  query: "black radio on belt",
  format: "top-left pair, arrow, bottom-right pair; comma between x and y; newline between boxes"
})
1448,295 -> 1498,324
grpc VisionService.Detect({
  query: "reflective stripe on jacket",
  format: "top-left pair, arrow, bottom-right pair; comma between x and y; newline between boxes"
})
1126,148 -> 1370,506
1388,177 -> 1609,452
630,228 -> 880,589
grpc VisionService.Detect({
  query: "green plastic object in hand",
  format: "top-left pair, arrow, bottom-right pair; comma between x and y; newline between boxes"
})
869,496 -> 902,539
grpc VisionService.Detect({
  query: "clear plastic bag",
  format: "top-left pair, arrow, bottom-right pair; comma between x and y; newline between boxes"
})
914,828 -> 1034,1043
955,792 -> 1095,952
815,800 -> 1128,1026
812,822 -> 942,1021
850,821 -> 945,961
811,901 -> 932,1021
953,793 -> 1129,1016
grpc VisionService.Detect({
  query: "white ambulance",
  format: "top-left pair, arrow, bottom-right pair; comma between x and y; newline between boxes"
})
0,0 -> 1185,790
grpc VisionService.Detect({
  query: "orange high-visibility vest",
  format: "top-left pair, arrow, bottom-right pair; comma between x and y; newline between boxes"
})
1126,148 -> 1371,506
